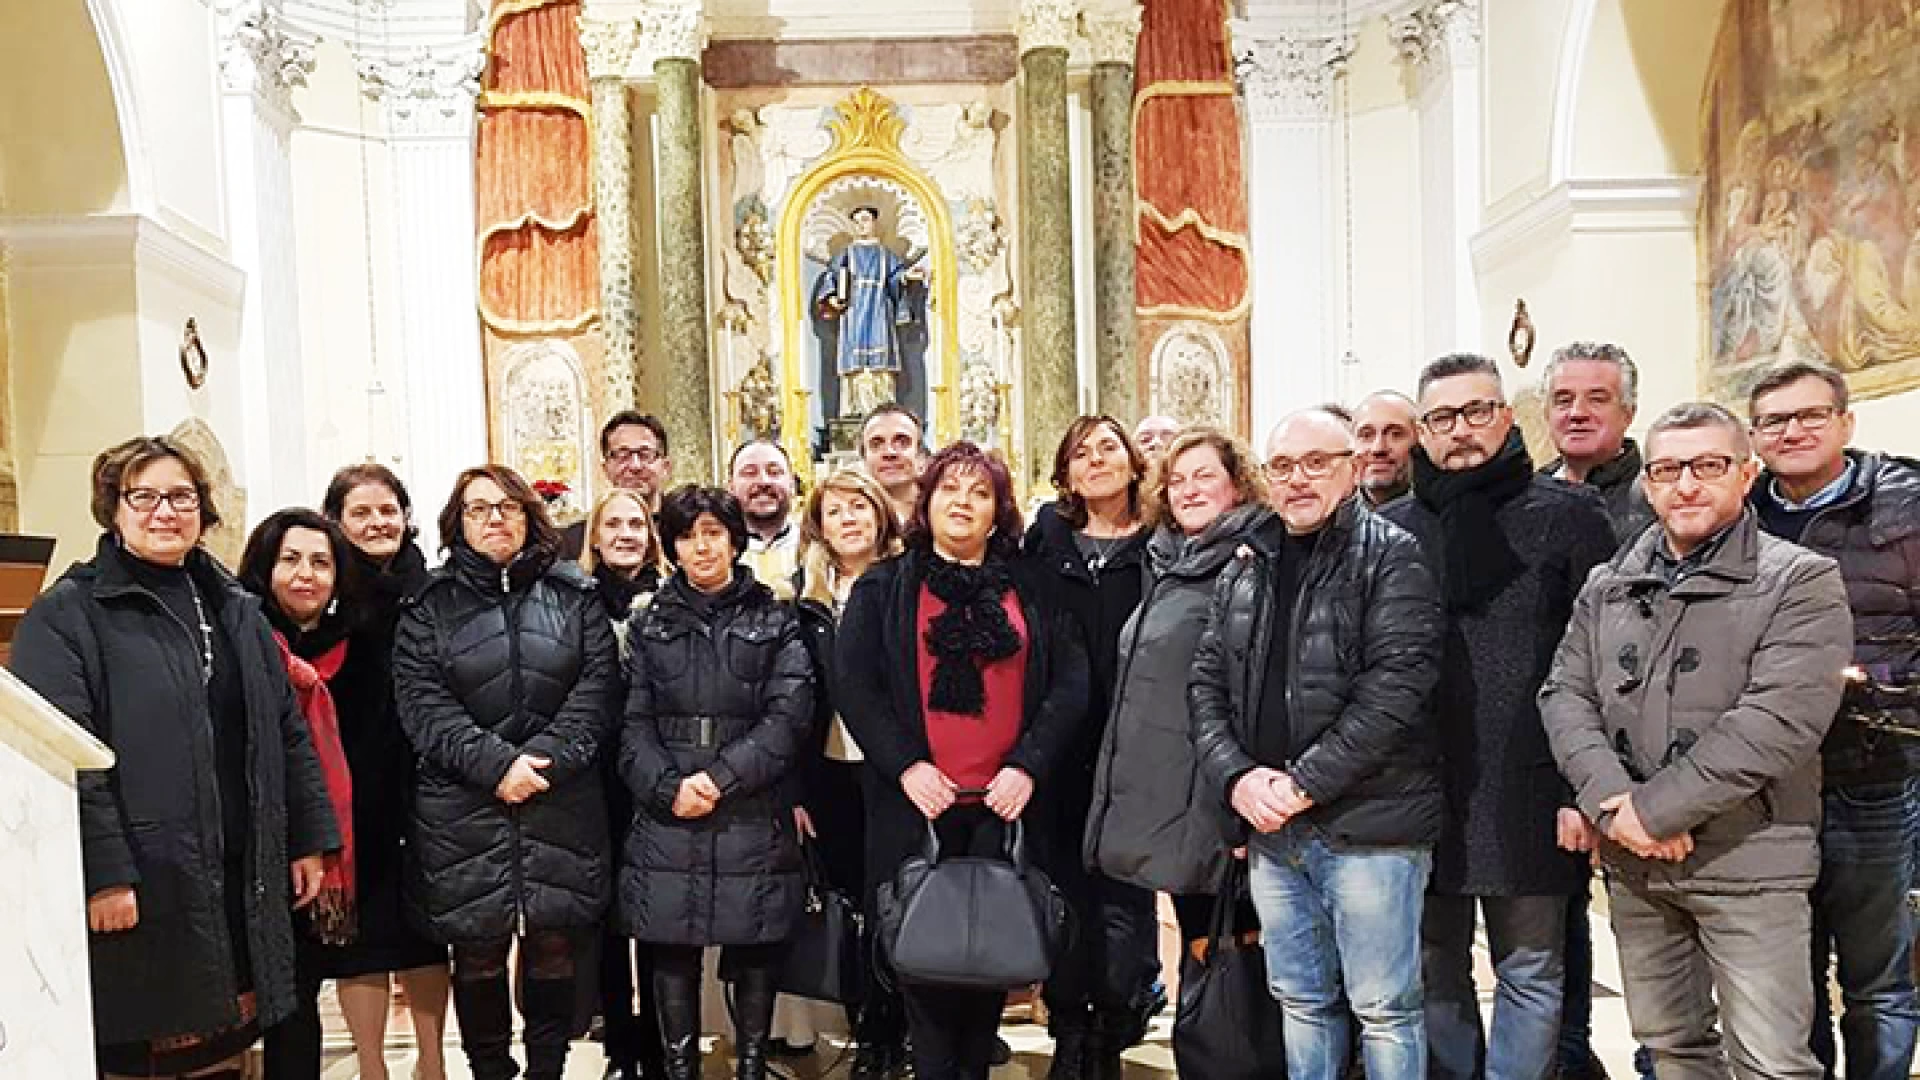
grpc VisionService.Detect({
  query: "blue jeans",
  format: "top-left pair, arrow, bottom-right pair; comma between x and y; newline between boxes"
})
1810,780 -> 1920,1080
1424,893 -> 1567,1080
1248,828 -> 1431,1080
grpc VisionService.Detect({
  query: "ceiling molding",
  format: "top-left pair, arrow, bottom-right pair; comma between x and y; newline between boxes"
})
1236,0 -> 1422,34
1469,176 -> 1700,275
0,213 -> 249,308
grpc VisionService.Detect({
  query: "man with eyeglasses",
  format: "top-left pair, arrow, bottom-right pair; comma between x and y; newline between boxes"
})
1189,408 -> 1443,1080
1748,360 -> 1920,1080
560,411 -> 673,559
1379,353 -> 1616,1080
1541,400 -> 1852,1080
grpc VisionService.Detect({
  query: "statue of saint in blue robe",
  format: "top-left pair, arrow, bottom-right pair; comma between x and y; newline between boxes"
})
813,238 -> 923,417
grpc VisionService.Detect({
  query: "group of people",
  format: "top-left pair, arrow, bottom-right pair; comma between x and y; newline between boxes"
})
15,344 -> 1918,1080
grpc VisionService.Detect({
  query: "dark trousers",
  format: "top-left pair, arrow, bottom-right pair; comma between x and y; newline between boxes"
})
1043,865 -> 1160,1021
452,930 -> 584,1080
900,806 -> 1013,1080
260,954 -> 324,1080
600,929 -> 665,1074
1810,780 -> 1920,1080
814,760 -> 909,1048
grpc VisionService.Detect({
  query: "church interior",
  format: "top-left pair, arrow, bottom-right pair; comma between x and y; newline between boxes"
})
4,0 -> 1920,1076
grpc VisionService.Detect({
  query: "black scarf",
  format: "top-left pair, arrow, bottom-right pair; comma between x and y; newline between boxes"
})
1412,427 -> 1534,611
593,561 -> 660,620
923,553 -> 1021,715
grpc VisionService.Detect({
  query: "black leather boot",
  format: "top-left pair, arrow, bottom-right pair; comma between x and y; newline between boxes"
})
651,963 -> 703,1080
730,961 -> 778,1080
1086,1007 -> 1132,1080
521,975 -> 577,1080
452,973 -> 522,1080
1046,1012 -> 1091,1080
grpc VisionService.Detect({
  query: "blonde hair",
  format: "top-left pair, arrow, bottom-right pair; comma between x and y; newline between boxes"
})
799,467 -> 904,607
1145,427 -> 1267,528
579,488 -> 665,578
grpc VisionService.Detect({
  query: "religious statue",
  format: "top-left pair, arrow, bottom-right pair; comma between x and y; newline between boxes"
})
811,205 -> 928,418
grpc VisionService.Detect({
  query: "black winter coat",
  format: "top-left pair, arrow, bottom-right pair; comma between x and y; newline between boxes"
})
1753,450 -> 1920,786
393,545 -> 619,944
1382,474 -> 1615,896
1540,438 -> 1655,546
12,536 -> 340,1045
618,569 -> 814,946
835,549 -> 1091,892
1189,502 -> 1446,849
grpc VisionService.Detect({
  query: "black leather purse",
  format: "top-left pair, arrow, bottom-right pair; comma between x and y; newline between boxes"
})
777,839 -> 865,1005
1172,862 -> 1286,1080
876,817 -> 1069,991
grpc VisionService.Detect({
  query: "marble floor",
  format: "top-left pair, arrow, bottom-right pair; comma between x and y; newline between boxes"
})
302,890 -> 1649,1080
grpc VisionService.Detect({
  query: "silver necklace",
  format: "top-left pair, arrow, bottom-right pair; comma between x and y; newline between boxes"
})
1083,533 -> 1121,574
187,580 -> 213,684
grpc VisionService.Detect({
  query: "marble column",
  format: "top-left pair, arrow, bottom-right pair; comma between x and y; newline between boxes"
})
642,3 -> 714,482
359,36 -> 489,555
580,16 -> 641,412
1391,0 -> 1482,358
1086,5 -> 1141,421
1234,26 -> 1350,445
215,0 -> 314,515
1018,0 -> 1079,492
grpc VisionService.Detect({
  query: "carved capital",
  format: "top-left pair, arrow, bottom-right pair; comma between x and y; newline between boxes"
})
216,0 -> 316,118
637,1 -> 707,66
1083,4 -> 1142,66
1234,31 -> 1352,124
1018,0 -> 1080,56
358,36 -> 486,136
1390,0 -> 1480,83
578,15 -> 639,81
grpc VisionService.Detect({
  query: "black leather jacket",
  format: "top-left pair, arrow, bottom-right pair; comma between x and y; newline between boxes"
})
1189,500 -> 1447,848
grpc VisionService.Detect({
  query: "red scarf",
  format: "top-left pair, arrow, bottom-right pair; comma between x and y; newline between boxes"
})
274,632 -> 356,944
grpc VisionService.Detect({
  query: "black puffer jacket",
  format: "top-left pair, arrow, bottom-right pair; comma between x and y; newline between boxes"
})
618,568 -> 814,946
1753,450 -> 1920,786
1540,437 -> 1655,546
12,536 -> 339,1045
392,544 -> 619,944
1189,501 -> 1446,848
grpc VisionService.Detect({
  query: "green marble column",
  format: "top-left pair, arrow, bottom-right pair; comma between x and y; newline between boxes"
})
1090,58 -> 1136,421
653,55 -> 714,483
1020,44 -> 1077,494
590,76 -> 639,411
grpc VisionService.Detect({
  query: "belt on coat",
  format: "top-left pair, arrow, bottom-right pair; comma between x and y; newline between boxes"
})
655,713 -> 758,749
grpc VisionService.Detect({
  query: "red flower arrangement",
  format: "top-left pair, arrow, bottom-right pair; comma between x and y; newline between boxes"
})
533,480 -> 571,503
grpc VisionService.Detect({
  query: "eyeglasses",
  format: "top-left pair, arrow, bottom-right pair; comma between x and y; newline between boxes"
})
122,487 -> 201,514
1751,405 -> 1839,439
1643,454 -> 1741,485
462,500 -> 527,523
1420,399 -> 1505,434
1263,451 -> 1355,482
605,446 -> 664,466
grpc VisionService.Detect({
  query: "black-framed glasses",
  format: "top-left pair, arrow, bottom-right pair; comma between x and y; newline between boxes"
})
1264,450 -> 1355,482
1751,405 -> 1839,439
1420,399 -> 1505,434
462,500 -> 528,523
1644,454 -> 1740,485
122,487 -> 201,514
605,446 -> 664,465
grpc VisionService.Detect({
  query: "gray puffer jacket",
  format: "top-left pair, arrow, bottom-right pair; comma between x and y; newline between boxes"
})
1540,511 -> 1853,891
1083,503 -> 1271,895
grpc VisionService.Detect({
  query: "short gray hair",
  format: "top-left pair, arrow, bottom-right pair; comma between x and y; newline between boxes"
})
1416,353 -> 1503,401
1544,341 -> 1639,410
1646,401 -> 1751,458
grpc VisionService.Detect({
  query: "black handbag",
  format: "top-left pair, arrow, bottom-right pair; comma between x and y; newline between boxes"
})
1172,863 -> 1286,1080
876,817 -> 1069,991
777,838 -> 866,1005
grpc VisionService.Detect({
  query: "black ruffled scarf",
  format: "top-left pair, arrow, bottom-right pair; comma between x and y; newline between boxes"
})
1412,427 -> 1534,611
923,554 -> 1021,715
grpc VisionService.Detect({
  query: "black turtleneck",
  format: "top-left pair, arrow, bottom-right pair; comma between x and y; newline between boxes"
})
1254,530 -> 1320,767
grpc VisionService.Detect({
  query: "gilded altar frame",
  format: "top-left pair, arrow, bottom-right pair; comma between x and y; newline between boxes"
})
776,89 -> 962,485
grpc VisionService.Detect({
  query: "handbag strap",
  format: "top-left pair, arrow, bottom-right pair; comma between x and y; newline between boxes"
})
920,809 -> 1029,874
1206,859 -> 1250,957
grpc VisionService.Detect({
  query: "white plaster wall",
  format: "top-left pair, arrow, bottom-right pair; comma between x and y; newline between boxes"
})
1339,25 -> 1422,403
110,0 -> 228,248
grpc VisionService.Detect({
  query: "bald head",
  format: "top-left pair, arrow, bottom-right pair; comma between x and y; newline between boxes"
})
1133,415 -> 1181,461
1263,408 -> 1358,534
1352,390 -> 1418,506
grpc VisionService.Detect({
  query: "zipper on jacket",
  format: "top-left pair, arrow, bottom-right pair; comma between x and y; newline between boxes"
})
500,565 -> 529,937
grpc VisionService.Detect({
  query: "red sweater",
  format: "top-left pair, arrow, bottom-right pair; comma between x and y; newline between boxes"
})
916,585 -> 1028,791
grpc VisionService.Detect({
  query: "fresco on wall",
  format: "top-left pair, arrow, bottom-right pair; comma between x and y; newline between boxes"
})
1703,0 -> 1920,400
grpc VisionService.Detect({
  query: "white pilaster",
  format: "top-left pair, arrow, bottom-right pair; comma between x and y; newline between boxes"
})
1234,25 -> 1349,446
1392,0 -> 1482,359
358,36 -> 487,552
217,0 -> 315,522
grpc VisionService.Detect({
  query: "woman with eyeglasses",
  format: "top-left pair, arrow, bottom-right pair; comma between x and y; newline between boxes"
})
1024,416 -> 1159,1079
1086,428 -> 1273,945
14,437 -> 341,1080
393,465 -> 620,1080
